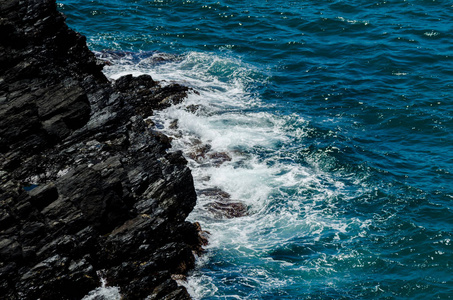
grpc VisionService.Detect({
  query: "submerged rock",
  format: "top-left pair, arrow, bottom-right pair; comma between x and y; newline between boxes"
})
186,143 -> 232,167
0,0 -> 203,299
205,201 -> 249,219
198,188 -> 248,219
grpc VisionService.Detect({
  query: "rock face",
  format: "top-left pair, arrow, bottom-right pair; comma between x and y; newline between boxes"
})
0,0 -> 203,299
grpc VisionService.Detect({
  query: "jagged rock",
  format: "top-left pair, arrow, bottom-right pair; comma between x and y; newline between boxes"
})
186,143 -> 232,166
148,279 -> 192,300
199,188 -> 248,218
205,201 -> 249,219
0,0 -> 203,299
187,144 -> 212,163
114,74 -> 190,117
198,187 -> 232,200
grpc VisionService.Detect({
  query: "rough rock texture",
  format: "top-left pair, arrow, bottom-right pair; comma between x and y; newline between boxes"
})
0,0 -> 204,299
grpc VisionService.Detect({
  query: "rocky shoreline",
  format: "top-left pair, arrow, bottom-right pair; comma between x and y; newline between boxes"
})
0,0 -> 206,299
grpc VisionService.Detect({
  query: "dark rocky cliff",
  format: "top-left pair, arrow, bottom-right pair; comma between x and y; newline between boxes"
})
0,0 -> 205,299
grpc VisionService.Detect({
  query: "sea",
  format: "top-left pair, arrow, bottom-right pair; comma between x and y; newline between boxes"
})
58,0 -> 453,299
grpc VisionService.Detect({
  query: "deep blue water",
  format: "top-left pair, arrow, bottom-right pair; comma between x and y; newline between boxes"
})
59,1 -> 453,299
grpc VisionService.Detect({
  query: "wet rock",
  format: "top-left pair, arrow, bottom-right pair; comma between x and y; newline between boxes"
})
185,104 -> 202,114
154,83 -> 190,108
198,187 -> 232,200
205,201 -> 249,219
194,221 -> 210,249
199,188 -> 248,218
115,74 -> 156,93
187,144 -> 212,162
184,104 -> 207,115
207,151 -> 232,166
186,142 -> 232,166
0,0 -> 203,299
114,74 -> 190,117
170,119 -> 179,129
148,279 -> 191,300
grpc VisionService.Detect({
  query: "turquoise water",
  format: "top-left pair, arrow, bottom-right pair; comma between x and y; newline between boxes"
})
59,1 -> 453,299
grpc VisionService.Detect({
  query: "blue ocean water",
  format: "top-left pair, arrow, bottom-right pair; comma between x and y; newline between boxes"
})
59,1 -> 453,299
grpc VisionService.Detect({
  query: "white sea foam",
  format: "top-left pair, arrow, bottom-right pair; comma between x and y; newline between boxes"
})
103,50 -> 372,299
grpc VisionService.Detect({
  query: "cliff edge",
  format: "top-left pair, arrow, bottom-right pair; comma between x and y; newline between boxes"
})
0,0 -> 204,299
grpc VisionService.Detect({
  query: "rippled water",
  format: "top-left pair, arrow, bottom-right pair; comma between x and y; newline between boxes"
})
60,1 -> 453,299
